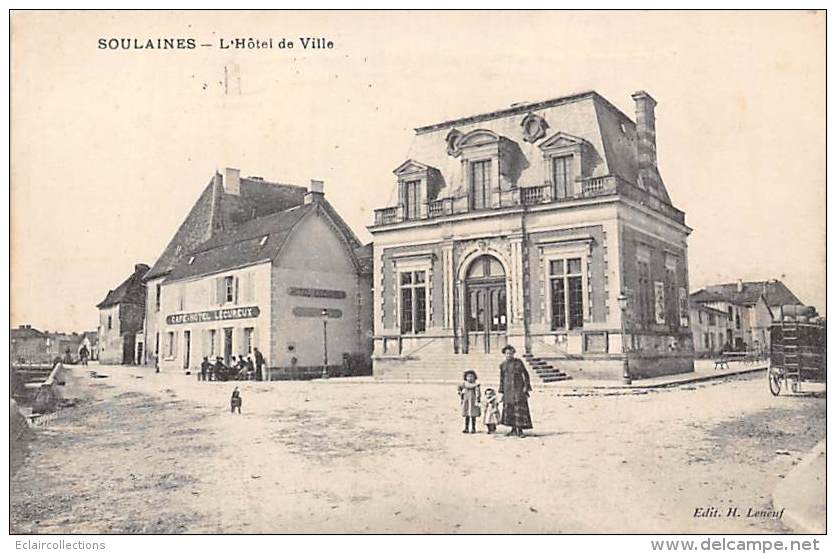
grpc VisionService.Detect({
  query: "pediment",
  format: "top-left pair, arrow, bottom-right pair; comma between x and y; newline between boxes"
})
539,131 -> 587,151
393,159 -> 430,176
459,129 -> 501,148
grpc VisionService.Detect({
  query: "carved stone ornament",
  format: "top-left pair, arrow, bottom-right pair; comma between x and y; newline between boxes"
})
446,128 -> 463,157
521,112 -> 549,143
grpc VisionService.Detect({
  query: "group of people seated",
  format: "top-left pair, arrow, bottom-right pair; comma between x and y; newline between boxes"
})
199,355 -> 259,382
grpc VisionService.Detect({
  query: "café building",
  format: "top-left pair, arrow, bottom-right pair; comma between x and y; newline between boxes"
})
142,169 -> 372,374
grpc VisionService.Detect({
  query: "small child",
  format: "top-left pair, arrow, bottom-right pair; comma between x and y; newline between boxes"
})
483,388 -> 501,434
457,370 -> 481,433
230,387 -> 242,414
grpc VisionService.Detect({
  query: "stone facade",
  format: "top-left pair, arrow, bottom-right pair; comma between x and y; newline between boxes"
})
370,90 -> 694,380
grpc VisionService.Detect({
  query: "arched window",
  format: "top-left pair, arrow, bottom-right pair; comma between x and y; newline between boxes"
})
466,255 -> 505,281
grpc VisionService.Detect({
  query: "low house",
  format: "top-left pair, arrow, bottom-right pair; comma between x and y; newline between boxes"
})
10,325 -> 49,364
97,264 -> 149,364
690,279 -> 804,355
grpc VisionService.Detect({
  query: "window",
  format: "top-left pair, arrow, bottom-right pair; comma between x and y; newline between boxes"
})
155,283 -> 161,312
664,254 -> 678,327
187,256 -> 195,265
259,235 -> 268,247
727,306 -> 733,322
403,180 -> 421,220
709,312 -> 716,326
209,329 -> 216,357
735,310 -> 741,330
636,258 -> 652,326
167,331 -> 175,357
107,315 -> 112,330
549,258 -> 584,330
552,155 -> 574,199
225,276 -> 235,303
400,270 -> 427,334
470,160 -> 491,210
244,327 -> 254,354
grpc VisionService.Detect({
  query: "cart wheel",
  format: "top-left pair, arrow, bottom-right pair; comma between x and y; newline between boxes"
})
769,367 -> 782,396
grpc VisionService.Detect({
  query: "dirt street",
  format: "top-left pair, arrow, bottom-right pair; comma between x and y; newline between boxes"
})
10,364 -> 825,534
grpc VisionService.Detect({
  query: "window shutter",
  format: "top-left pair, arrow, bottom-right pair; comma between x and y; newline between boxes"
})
246,272 -> 255,302
217,277 -> 225,305
234,276 -> 240,304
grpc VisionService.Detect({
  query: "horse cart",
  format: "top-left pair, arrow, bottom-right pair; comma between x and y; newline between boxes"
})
768,305 -> 826,396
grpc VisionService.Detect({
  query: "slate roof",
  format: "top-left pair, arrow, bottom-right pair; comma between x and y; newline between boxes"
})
166,204 -> 313,282
403,90 -> 674,208
145,174 -> 307,280
11,326 -> 47,340
689,289 -> 729,304
164,199 -> 364,283
691,280 -> 803,308
97,264 -> 150,308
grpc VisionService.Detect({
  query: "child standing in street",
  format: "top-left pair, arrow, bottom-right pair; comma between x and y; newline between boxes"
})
482,387 -> 501,434
458,370 -> 481,433
230,387 -> 242,414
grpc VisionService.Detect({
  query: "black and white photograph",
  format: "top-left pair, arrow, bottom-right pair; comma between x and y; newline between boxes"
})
7,9 -> 827,542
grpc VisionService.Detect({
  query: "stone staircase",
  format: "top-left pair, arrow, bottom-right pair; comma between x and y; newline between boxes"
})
374,351 -> 571,384
521,353 -> 572,383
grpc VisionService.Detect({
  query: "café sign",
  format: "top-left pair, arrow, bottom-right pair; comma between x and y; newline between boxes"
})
166,306 -> 260,325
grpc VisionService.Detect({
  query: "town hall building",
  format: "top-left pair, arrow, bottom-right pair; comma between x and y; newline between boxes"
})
369,90 -> 694,381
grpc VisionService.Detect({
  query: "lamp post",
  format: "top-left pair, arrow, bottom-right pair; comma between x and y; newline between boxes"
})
618,293 -> 631,385
321,308 -> 329,379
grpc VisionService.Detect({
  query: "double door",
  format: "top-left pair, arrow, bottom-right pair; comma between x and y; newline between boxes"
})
465,282 -> 507,354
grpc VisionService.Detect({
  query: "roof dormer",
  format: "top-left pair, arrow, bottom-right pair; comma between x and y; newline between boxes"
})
393,160 -> 443,220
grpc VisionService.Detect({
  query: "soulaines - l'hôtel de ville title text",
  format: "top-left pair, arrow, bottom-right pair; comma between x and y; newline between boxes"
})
97,37 -> 335,50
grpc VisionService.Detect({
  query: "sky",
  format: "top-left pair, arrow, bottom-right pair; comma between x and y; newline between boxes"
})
10,10 -> 825,332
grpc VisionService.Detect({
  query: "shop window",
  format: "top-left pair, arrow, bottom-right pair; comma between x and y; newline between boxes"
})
549,258 -> 584,330
244,327 -> 254,354
400,270 -> 427,334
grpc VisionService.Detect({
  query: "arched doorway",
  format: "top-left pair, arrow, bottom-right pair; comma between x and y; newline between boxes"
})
464,255 -> 508,354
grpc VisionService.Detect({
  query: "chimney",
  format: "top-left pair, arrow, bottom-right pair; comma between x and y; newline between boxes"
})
134,263 -> 150,274
222,167 -> 241,195
632,91 -> 658,171
304,179 -> 325,204
736,279 -> 744,293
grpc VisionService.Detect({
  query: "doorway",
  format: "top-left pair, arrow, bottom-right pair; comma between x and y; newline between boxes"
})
223,328 -> 233,365
183,330 -> 191,369
464,255 -> 508,354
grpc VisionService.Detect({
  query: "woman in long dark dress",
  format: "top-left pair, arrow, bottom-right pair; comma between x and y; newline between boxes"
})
498,344 -> 533,437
